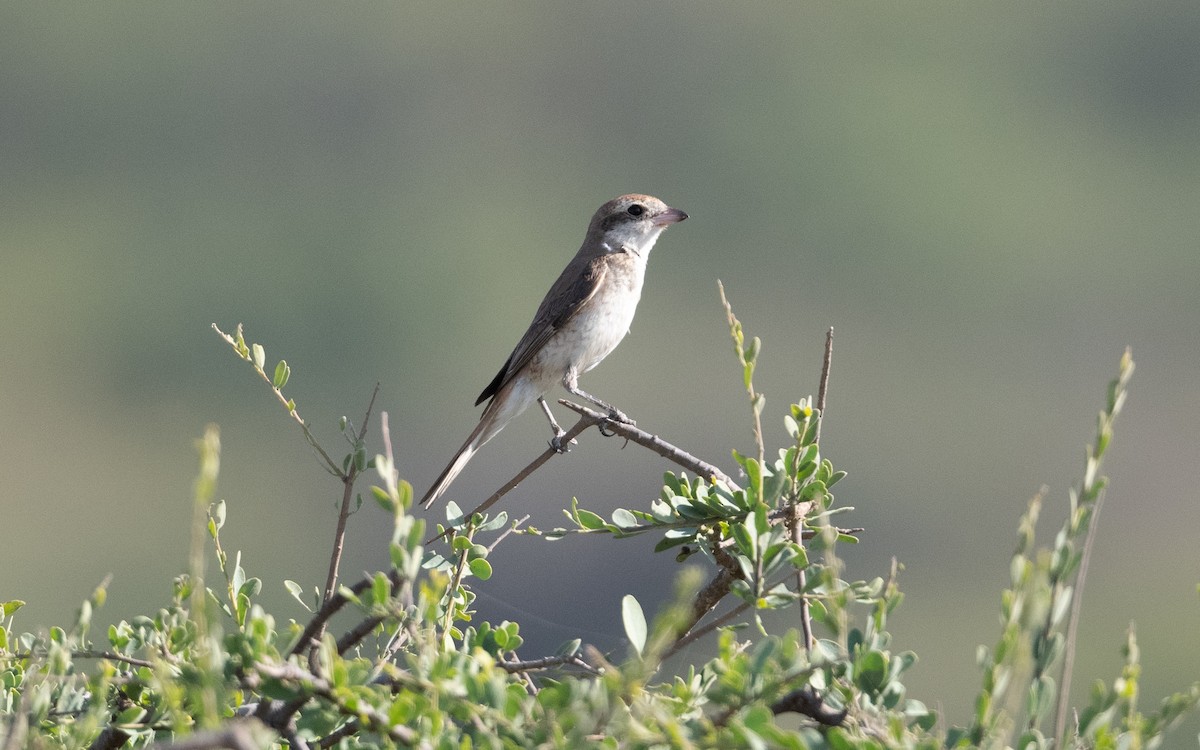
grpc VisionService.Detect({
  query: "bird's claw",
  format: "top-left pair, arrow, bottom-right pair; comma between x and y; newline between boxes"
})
549,432 -> 576,454
597,408 -> 633,437
607,407 -> 634,426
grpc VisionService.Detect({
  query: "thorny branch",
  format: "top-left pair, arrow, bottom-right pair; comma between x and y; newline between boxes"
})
794,327 -> 834,653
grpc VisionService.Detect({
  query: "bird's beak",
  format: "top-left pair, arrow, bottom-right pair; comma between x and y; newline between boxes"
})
652,207 -> 689,227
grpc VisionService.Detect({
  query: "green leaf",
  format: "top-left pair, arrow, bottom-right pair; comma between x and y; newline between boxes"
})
612,508 -> 639,529
663,472 -> 682,495
372,485 -> 394,511
621,594 -> 647,657
372,572 -> 390,605
744,457 -> 762,497
284,580 -> 312,612
477,511 -> 508,533
853,649 -> 889,693
231,557 -> 245,593
732,518 -> 757,558
273,359 -> 290,389
397,479 -> 413,509
235,592 -> 250,626
761,465 -> 786,506
468,558 -> 493,580
337,585 -> 362,606
238,577 -> 262,599
575,508 -> 605,530
251,343 -> 265,369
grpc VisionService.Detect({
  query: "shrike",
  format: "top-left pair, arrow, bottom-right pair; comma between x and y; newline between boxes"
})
420,194 -> 687,508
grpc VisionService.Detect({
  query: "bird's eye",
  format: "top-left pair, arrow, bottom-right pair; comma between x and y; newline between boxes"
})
626,204 -> 645,217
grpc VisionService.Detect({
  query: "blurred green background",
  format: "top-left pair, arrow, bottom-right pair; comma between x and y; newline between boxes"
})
3,1 -> 1198,739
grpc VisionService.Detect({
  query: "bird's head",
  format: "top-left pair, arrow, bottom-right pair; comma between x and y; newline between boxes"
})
585,194 -> 688,256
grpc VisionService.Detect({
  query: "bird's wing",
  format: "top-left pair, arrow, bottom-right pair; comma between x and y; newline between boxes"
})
475,255 -> 608,406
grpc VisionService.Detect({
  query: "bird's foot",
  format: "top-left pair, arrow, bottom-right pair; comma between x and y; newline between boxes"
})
549,430 -> 576,454
598,408 -> 633,437
606,407 -> 634,426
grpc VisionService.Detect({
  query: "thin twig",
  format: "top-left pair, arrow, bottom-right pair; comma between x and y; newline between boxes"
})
310,384 -> 380,669
770,686 -> 848,726
289,571 -> 402,658
796,328 -> 834,654
316,720 -> 361,749
557,401 -> 736,486
681,568 -> 737,637
1055,490 -> 1104,738
426,415 -> 594,543
487,514 -> 530,554
665,600 -> 752,659
499,653 -> 601,675
282,729 -> 312,750
668,545 -> 749,656
322,384 -> 380,605
717,281 -> 764,467
2,649 -> 157,670
211,324 -> 342,477
815,327 -> 833,437
1053,349 -> 1133,740
337,616 -> 385,655
441,534 -> 473,638
249,663 -> 417,746
429,401 -> 736,545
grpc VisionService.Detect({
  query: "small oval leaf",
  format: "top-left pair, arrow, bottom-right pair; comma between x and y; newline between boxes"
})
621,594 -> 647,657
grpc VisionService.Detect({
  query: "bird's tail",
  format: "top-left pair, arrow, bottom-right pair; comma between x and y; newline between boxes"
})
420,395 -> 515,508
419,437 -> 479,509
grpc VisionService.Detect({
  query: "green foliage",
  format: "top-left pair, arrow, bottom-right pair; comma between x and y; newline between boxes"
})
1,321 -> 1195,749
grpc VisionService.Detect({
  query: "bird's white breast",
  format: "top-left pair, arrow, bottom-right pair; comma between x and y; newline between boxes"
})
528,252 -> 646,387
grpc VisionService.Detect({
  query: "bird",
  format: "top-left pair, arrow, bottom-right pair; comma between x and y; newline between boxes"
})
420,194 -> 688,508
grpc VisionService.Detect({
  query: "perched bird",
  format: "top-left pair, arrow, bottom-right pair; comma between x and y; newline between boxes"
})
420,194 -> 688,508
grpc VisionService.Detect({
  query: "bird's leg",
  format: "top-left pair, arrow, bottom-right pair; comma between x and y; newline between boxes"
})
562,370 -> 634,432
538,397 -> 574,453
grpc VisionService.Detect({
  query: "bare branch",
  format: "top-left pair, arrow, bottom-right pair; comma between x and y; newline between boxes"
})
249,663 -> 416,746
499,653 -> 601,676
487,514 -> 530,554
211,324 -> 342,477
2,649 -> 157,670
429,400 -> 736,546
322,383 -> 380,603
557,401 -> 735,486
289,570 -> 402,658
337,616 -> 385,656
796,328 -> 834,653
816,327 -> 834,427
770,686 -> 848,727
427,415 -> 594,543
666,600 -> 752,659
316,721 -> 361,749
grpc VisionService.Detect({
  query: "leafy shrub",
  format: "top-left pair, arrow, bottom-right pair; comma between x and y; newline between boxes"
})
2,289 -> 1195,749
